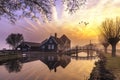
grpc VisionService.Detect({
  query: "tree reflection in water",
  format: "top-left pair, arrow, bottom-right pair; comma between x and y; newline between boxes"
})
2,52 -> 97,73
2,53 -> 71,73
4,59 -> 23,73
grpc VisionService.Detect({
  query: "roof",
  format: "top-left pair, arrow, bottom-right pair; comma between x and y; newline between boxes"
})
20,41 -> 40,47
39,39 -> 48,46
39,34 -> 70,46
60,34 -> 70,43
53,37 -> 64,45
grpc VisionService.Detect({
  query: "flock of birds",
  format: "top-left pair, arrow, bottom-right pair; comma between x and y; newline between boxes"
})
79,21 -> 89,26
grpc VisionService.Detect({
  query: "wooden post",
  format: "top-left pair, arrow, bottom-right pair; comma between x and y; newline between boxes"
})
76,46 -> 78,57
87,50 -> 89,57
87,47 -> 89,57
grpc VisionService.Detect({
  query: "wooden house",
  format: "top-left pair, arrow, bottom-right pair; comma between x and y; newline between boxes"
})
16,33 -> 71,52
16,42 -> 40,51
39,33 -> 71,52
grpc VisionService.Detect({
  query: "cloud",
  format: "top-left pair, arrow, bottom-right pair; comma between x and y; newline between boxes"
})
86,0 -> 100,9
1,0 -> 120,49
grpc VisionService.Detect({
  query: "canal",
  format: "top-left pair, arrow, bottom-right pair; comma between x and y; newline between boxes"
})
0,52 -> 98,80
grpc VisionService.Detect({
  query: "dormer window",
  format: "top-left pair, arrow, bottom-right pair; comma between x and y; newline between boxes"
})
52,45 -> 54,49
42,46 -> 45,49
49,40 -> 52,43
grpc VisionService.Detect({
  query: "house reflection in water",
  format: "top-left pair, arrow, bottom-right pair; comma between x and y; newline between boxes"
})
1,53 -> 71,73
14,53 -> 71,73
39,54 -> 71,72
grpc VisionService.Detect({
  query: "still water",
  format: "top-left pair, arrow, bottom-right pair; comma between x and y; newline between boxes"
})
0,52 -> 97,80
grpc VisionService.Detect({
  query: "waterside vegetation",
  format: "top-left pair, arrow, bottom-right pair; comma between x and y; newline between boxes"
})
89,51 -> 120,80
105,53 -> 120,80
0,53 -> 22,62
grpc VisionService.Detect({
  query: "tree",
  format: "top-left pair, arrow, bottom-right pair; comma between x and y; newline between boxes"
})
99,35 -> 109,53
6,33 -> 24,50
99,17 -> 120,57
101,42 -> 109,54
5,59 -> 23,73
0,0 -> 86,23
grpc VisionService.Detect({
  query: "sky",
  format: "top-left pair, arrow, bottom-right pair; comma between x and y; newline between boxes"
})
0,0 -> 120,49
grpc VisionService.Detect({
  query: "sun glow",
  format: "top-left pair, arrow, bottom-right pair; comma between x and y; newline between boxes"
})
3,0 -> 120,48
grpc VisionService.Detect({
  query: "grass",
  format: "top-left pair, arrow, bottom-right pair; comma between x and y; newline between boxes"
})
104,53 -> 120,79
0,53 -> 22,62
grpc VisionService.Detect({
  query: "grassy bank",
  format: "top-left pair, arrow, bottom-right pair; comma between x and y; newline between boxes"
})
89,51 -> 115,80
0,54 -> 22,62
104,53 -> 120,80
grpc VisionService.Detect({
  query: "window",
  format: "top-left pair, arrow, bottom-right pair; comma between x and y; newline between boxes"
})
17,48 -> 21,50
49,40 -> 52,43
52,45 -> 54,49
42,46 -> 45,49
48,45 -> 51,50
48,44 -> 54,50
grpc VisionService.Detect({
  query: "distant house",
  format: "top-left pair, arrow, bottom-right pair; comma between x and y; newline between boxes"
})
39,33 -> 71,52
16,42 -> 40,51
84,40 -> 96,50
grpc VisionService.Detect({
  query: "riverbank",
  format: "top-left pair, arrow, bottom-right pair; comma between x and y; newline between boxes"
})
0,53 -> 22,63
105,53 -> 120,80
89,52 -> 115,80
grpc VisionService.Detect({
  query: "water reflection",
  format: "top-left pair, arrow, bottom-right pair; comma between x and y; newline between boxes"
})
1,52 -> 97,73
38,54 -> 71,72
4,59 -> 23,73
1,53 -> 71,73
0,52 -> 97,80
71,51 -> 98,60
21,53 -> 71,72
72,56 -> 97,60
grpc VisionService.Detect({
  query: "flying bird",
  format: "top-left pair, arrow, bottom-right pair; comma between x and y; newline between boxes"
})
84,22 -> 89,26
79,21 -> 83,24
79,21 -> 89,26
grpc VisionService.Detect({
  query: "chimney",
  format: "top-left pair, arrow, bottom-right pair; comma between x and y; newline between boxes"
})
90,40 -> 91,44
55,33 -> 57,38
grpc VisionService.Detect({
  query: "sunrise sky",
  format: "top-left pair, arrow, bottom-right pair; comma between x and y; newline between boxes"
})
0,0 -> 120,49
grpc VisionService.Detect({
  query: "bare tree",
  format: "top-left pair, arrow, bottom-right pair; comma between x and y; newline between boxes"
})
99,35 -> 109,53
0,0 -> 86,23
99,17 -> 120,57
